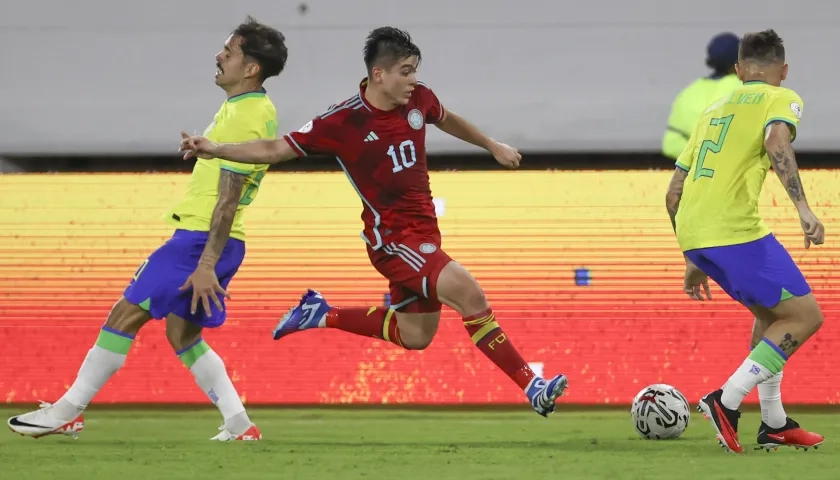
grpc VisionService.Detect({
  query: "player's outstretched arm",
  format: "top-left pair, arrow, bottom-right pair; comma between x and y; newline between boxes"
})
665,167 -> 689,232
436,111 -> 521,168
435,110 -> 494,150
765,121 -> 825,248
180,132 -> 300,165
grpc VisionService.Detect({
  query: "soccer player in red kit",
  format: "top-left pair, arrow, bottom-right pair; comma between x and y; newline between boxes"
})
180,27 -> 567,416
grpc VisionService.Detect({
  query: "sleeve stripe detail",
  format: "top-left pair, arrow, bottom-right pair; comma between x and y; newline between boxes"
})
675,161 -> 690,172
765,117 -> 796,129
220,166 -> 251,175
321,95 -> 363,119
666,125 -> 691,140
284,134 -> 307,157
765,117 -> 797,142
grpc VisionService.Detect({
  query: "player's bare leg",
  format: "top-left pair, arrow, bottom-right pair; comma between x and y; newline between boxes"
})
746,314 -> 823,451
699,295 -> 824,453
166,315 -> 260,441
434,261 -> 567,416
8,297 -> 150,438
273,263 -> 566,416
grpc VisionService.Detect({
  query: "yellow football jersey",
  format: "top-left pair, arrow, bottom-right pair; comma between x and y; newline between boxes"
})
675,81 -> 803,251
166,90 -> 278,241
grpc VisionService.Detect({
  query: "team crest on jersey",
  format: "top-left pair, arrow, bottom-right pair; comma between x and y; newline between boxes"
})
299,120 -> 313,133
407,109 -> 424,130
419,243 -> 437,254
790,102 -> 802,119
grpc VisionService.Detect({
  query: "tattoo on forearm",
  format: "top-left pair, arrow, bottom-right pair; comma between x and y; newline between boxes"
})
769,133 -> 805,203
667,201 -> 680,232
666,169 -> 687,233
778,333 -> 800,354
199,170 -> 244,268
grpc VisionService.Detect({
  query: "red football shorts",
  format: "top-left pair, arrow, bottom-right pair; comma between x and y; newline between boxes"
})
367,234 -> 453,313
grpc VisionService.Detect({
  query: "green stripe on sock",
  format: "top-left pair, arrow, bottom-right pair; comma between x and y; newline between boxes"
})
748,340 -> 787,374
95,329 -> 134,355
178,340 -> 211,369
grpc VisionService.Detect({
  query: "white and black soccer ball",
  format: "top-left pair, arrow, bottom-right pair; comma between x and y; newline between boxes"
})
630,384 -> 690,440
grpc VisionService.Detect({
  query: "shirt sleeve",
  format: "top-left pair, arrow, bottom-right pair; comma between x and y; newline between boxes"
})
765,90 -> 803,142
675,126 -> 698,172
416,82 -> 446,124
283,111 -> 345,157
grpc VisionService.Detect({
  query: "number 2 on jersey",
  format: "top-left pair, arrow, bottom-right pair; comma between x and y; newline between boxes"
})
694,114 -> 734,181
389,140 -> 417,173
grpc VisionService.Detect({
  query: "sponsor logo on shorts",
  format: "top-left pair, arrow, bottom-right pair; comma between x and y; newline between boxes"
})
408,109 -> 424,130
298,120 -> 313,133
419,243 -> 437,254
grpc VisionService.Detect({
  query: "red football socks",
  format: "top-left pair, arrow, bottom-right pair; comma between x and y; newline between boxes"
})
462,308 -> 535,390
325,307 -> 404,347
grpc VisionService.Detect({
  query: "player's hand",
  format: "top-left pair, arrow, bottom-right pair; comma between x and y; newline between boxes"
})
178,264 -> 230,316
179,131 -> 218,160
683,258 -> 712,301
490,142 -> 521,169
798,209 -> 825,249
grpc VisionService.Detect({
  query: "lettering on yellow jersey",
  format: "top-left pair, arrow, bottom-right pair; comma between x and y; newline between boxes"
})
725,92 -> 767,105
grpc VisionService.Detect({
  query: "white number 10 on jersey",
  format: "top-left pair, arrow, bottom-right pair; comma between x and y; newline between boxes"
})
388,140 -> 417,173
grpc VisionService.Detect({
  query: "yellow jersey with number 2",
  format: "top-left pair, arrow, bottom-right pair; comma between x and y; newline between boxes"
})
166,89 -> 278,241
674,81 -> 803,252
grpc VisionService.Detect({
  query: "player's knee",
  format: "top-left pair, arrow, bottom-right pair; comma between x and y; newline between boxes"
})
165,315 -> 202,352
810,307 -> 824,333
461,286 -> 489,315
400,330 -> 434,350
437,263 -> 489,316
104,297 -> 152,336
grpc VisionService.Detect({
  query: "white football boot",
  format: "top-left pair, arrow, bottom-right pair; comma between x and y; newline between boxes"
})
7,402 -> 85,439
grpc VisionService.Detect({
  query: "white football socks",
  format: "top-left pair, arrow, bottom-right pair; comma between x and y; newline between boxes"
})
53,329 -> 133,422
758,372 -> 787,428
180,341 -> 252,435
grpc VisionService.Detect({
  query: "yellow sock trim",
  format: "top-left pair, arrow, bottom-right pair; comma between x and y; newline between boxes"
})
381,309 -> 396,342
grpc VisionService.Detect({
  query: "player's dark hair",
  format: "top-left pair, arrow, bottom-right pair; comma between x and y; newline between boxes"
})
363,27 -> 421,72
739,29 -> 785,64
233,16 -> 289,81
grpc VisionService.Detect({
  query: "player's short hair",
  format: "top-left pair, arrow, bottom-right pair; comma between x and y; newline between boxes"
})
739,29 -> 785,64
232,16 -> 288,81
363,27 -> 421,72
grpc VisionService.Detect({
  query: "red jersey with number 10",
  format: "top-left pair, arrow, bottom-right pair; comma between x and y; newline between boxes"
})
284,78 -> 446,251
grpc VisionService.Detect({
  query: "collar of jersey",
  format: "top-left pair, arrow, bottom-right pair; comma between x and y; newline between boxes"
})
227,88 -> 267,103
358,78 -> 395,115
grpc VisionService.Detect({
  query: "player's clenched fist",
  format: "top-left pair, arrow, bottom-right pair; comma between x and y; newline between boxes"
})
179,131 -> 219,160
491,142 -> 522,169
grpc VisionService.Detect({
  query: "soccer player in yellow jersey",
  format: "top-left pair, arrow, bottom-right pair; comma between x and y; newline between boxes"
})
8,17 -> 287,442
666,30 -> 825,454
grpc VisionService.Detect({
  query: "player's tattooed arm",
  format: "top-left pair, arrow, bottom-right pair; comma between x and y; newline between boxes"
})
665,167 -> 689,232
198,169 -> 245,268
214,138 -> 300,165
765,121 -> 809,211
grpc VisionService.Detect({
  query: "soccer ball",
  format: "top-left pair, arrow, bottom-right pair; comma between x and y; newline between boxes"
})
630,384 -> 691,440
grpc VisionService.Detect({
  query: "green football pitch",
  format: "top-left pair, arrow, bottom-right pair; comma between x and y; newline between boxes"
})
1,407 -> 836,480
